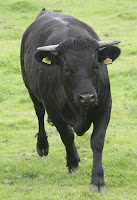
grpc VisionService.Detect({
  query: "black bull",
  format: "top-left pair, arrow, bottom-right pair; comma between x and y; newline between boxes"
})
20,9 -> 121,193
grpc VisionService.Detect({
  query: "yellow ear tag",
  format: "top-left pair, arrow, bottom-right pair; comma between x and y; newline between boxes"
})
42,57 -> 51,65
104,57 -> 112,65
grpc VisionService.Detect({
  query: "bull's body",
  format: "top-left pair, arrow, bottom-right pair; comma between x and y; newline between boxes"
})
21,9 -> 120,192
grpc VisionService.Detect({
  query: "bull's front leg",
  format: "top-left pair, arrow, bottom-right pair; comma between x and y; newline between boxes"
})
57,124 -> 80,173
90,110 -> 111,193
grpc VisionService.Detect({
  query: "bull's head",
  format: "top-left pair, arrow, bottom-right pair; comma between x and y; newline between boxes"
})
34,37 -> 121,134
34,37 -> 120,108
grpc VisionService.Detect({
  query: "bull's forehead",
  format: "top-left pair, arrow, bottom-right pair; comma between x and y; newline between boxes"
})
63,48 -> 97,68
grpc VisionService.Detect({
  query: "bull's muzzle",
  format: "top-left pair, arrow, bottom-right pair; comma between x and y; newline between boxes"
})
79,93 -> 96,107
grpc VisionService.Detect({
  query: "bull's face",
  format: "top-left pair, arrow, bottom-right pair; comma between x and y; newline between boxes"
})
35,37 -> 121,110
59,46 -> 99,108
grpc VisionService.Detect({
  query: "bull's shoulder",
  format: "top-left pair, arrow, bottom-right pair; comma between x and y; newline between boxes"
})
37,12 -> 100,40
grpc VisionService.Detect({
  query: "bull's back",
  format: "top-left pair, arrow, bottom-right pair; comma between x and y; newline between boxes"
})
23,10 -> 100,51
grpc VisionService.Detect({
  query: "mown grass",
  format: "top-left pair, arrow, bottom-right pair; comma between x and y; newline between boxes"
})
0,0 -> 137,199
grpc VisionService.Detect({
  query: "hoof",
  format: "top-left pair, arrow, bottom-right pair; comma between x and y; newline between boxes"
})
91,184 -> 98,193
91,184 -> 106,193
99,185 -> 106,193
68,167 -> 77,174
68,162 -> 80,174
37,145 -> 49,157
36,132 -> 49,157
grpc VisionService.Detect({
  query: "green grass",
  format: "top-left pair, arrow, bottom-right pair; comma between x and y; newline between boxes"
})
0,0 -> 137,199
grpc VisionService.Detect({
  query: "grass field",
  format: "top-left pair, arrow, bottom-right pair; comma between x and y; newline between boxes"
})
0,0 -> 137,199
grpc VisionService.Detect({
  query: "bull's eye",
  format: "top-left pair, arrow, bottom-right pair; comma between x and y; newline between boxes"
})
64,67 -> 70,76
93,65 -> 98,72
92,66 -> 98,76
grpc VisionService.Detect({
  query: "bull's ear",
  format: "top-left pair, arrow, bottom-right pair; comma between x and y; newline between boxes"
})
34,50 -> 59,67
98,46 -> 121,65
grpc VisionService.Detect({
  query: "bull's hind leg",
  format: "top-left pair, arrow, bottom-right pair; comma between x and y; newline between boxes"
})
28,90 -> 49,156
34,104 -> 49,156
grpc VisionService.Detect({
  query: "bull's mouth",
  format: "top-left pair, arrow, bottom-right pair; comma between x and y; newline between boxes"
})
72,108 -> 91,136
72,103 -> 97,136
60,99 -> 98,136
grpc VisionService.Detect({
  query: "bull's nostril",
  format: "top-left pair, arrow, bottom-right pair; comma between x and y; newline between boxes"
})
79,95 -> 86,103
90,94 -> 95,102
